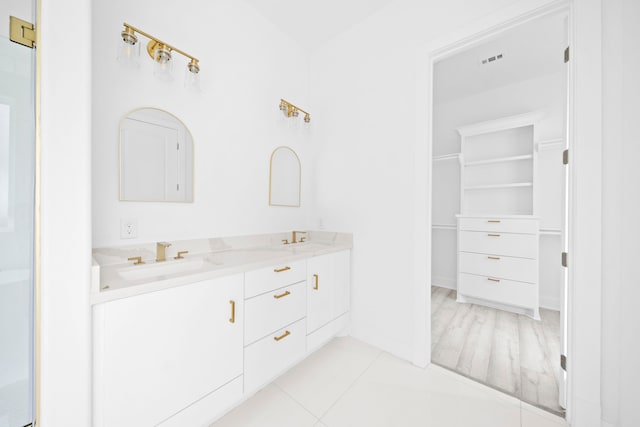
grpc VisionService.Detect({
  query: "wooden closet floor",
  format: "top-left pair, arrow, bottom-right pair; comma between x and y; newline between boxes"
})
431,285 -> 564,415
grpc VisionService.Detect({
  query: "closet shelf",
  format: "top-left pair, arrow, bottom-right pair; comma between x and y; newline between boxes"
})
432,224 -> 456,230
433,153 -> 460,162
464,182 -> 533,191
464,154 -> 532,167
539,229 -> 562,236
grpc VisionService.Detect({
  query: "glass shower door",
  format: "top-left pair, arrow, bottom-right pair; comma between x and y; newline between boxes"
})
0,10 -> 36,427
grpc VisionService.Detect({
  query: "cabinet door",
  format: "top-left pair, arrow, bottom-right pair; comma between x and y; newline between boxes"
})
97,275 -> 243,427
306,251 -> 351,334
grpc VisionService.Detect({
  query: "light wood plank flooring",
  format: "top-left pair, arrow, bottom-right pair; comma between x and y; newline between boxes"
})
431,285 -> 564,415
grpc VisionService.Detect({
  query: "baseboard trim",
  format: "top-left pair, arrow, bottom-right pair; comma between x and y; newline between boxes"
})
432,276 -> 456,290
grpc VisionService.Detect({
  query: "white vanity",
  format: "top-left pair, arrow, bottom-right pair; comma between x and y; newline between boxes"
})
91,231 -> 352,427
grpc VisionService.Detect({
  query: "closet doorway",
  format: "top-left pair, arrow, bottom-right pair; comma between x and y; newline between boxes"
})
430,8 -> 569,416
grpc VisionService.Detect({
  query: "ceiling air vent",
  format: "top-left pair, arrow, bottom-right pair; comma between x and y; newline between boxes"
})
481,53 -> 504,65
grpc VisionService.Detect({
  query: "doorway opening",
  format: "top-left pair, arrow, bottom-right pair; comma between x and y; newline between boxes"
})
429,7 -> 569,416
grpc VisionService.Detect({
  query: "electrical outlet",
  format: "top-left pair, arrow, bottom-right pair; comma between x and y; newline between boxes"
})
120,218 -> 138,239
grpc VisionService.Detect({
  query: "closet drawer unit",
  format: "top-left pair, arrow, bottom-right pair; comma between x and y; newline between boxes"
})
459,252 -> 537,284
244,281 -> 306,345
459,231 -> 537,259
458,217 -> 538,234
244,318 -> 306,392
458,273 -> 537,309
244,260 -> 306,298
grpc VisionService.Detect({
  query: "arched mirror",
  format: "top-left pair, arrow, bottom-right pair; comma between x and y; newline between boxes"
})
119,108 -> 194,202
269,146 -> 301,207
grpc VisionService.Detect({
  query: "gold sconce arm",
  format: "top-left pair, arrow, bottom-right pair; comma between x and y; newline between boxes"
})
123,23 -> 199,64
279,99 -> 311,123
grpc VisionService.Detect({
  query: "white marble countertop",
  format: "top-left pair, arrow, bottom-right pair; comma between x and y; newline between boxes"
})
91,231 -> 352,305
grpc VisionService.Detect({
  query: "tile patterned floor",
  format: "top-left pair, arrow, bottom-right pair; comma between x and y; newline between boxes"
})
431,286 -> 564,415
211,337 -> 567,427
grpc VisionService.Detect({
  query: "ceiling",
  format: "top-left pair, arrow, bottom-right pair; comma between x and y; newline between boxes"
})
242,0 -> 396,50
434,11 -> 568,104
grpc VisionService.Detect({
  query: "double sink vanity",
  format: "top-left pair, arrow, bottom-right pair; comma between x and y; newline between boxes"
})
91,231 -> 352,427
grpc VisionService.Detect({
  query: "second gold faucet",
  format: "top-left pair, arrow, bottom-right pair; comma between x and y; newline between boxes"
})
156,242 -> 171,262
292,231 -> 306,244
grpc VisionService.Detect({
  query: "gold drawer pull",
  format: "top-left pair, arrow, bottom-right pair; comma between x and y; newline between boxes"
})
274,290 -> 291,299
487,256 -> 501,260
313,274 -> 319,290
487,277 -> 501,283
487,220 -> 501,223
487,233 -> 501,237
274,330 -> 291,341
274,266 -> 291,273
229,300 -> 236,323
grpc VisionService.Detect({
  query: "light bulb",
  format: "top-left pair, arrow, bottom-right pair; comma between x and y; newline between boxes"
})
184,59 -> 201,91
117,27 -> 140,68
153,45 -> 173,82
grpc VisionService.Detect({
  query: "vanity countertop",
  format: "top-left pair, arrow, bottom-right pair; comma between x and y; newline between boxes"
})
91,231 -> 352,305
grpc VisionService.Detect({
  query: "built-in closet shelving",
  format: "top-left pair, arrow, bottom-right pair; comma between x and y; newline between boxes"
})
454,112 -> 543,319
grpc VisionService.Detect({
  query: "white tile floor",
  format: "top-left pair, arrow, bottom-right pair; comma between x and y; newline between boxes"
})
211,337 -> 568,427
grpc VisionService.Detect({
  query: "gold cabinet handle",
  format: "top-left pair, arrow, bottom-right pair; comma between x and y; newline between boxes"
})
127,256 -> 144,265
487,277 -> 501,283
174,250 -> 189,259
273,330 -> 291,342
229,300 -> 236,323
487,220 -> 501,223
313,274 -> 319,290
487,233 -> 501,237
273,290 -> 291,299
281,239 -> 289,245
274,266 -> 291,273
487,256 -> 501,260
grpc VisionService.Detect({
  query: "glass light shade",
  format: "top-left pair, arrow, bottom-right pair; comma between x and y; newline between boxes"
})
184,66 -> 201,91
153,46 -> 173,82
117,35 -> 140,68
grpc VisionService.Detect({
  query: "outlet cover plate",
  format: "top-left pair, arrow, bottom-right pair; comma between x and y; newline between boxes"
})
120,218 -> 138,239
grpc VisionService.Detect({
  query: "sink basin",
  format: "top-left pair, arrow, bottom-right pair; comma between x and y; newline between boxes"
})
283,242 -> 332,253
118,258 -> 210,281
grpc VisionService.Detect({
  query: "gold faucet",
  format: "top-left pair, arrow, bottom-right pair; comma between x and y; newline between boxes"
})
156,242 -> 171,262
292,231 -> 306,244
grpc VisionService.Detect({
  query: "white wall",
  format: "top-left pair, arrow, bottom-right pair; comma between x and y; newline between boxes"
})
309,0 -> 523,360
601,0 -> 640,426
432,71 -> 566,310
39,0 -> 92,425
92,0 -> 314,248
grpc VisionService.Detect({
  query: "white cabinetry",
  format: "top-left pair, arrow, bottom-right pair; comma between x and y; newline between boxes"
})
306,251 -> 351,342
455,112 -> 541,318
457,216 -> 540,319
243,260 -> 307,393
93,274 -> 244,427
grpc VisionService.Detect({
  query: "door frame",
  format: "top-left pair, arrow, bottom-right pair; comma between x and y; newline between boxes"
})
412,0 -> 603,424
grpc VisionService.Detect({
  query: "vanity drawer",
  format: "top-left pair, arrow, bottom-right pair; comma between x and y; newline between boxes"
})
458,273 -> 537,309
244,260 -> 306,298
244,318 -> 306,392
244,281 -> 306,345
459,252 -> 537,284
458,217 -> 538,234
459,231 -> 537,259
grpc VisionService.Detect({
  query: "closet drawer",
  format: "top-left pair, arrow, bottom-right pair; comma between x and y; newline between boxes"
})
245,260 -> 306,298
459,252 -> 537,284
244,318 -> 306,392
458,273 -> 537,309
244,281 -> 306,345
459,231 -> 537,259
458,217 -> 538,234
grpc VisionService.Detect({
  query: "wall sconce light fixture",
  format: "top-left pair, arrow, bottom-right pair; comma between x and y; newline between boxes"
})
279,99 -> 311,123
118,22 -> 200,89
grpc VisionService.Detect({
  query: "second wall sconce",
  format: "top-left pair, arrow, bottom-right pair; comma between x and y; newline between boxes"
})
118,22 -> 200,89
279,99 -> 311,123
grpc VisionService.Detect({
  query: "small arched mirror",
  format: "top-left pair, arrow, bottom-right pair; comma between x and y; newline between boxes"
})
119,108 -> 194,202
269,146 -> 301,207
